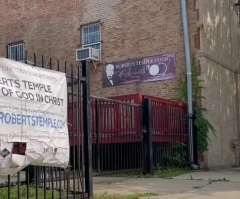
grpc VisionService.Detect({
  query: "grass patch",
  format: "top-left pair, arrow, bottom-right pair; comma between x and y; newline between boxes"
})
191,178 -> 230,190
106,181 -> 123,184
153,167 -> 191,179
108,167 -> 191,179
192,186 -> 205,189
0,185 -> 66,199
208,178 -> 229,184
94,192 -> 158,199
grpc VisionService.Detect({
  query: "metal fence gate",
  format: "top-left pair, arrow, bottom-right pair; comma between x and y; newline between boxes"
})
0,53 -> 93,199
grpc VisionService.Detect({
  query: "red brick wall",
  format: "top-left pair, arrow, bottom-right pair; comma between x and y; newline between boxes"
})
0,0 -> 199,99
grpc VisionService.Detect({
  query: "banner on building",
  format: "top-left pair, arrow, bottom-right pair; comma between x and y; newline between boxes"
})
0,58 -> 69,175
102,53 -> 175,87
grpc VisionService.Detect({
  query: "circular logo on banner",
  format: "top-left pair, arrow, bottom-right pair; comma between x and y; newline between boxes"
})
149,64 -> 160,76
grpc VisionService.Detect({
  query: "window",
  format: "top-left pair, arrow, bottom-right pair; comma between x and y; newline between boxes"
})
8,42 -> 25,61
82,23 -> 101,49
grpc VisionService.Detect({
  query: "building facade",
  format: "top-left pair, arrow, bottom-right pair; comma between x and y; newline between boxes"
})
199,0 -> 240,168
0,0 -> 239,169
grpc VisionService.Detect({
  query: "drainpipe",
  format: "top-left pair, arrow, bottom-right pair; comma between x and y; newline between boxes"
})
180,0 -> 199,169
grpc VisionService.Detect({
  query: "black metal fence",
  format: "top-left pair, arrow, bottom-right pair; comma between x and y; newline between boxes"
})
1,53 -> 190,199
108,94 -> 189,172
151,99 -> 188,168
83,95 -> 189,174
91,96 -> 143,173
0,53 -> 93,199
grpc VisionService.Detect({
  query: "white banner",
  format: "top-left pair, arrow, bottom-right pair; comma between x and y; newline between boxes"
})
0,58 -> 69,175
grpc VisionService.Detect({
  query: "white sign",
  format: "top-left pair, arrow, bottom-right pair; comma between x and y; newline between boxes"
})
0,58 -> 69,175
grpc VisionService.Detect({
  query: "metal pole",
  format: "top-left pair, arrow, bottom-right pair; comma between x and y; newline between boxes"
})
180,0 -> 195,165
82,60 -> 93,198
142,99 -> 153,174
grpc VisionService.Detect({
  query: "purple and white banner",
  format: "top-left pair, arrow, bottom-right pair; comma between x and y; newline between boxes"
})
102,53 -> 175,87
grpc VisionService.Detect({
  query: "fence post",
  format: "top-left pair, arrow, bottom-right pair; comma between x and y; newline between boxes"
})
142,99 -> 153,174
82,60 -> 93,198
26,165 -> 34,184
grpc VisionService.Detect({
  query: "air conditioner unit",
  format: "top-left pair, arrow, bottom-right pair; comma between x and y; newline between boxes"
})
76,47 -> 100,62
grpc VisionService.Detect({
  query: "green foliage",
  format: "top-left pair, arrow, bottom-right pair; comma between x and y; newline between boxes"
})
177,57 -> 203,103
153,167 -> 191,179
94,192 -> 158,199
194,106 -> 215,153
105,167 -> 191,179
176,57 -> 215,153
0,185 -> 66,199
177,68 -> 188,103
162,142 -> 188,167
208,178 -> 229,184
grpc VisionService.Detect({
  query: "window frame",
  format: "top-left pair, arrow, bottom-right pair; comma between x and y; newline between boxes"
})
81,22 -> 101,49
7,41 -> 25,61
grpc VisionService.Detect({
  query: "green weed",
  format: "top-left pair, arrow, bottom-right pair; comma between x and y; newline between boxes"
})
94,192 -> 158,199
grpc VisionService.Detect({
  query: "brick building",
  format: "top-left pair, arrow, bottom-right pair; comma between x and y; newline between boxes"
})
0,0 -> 240,169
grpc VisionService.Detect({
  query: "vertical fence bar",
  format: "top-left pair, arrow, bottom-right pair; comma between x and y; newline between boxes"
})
71,65 -> 76,199
126,105 -> 130,169
59,168 -> 62,199
123,104 -> 127,169
78,65 -> 85,195
26,166 -> 30,199
57,59 -> 59,71
33,53 -> 39,199
108,101 -> 111,171
100,101 -> 103,171
43,167 -> 47,199
142,99 -> 153,174
114,103 -> 117,171
126,105 -> 129,170
120,104 -> 123,170
152,101 -> 156,167
33,53 -> 36,66
52,167 -> 55,199
42,55 -> 44,68
17,144 -> 20,199
65,62 -> 69,199
55,168 -> 58,189
133,106 -> 136,170
95,99 -> 100,173
91,99 -> 95,171
8,175 -> 10,199
77,66 -> 81,192
25,51 -> 28,64
107,101 -> 111,170
56,59 -> 62,196
67,166 -> 70,199
35,166 -> 39,199
140,105 -> 143,169
102,101 -> 105,170
49,58 -> 52,69
81,60 -> 93,198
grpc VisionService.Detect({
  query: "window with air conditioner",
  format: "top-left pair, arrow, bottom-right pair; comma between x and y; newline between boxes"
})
82,23 -> 101,50
8,42 -> 25,61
